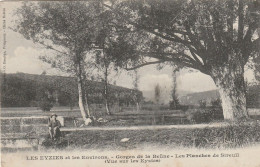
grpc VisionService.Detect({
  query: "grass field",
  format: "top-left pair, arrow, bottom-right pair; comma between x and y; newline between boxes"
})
40,121 -> 260,151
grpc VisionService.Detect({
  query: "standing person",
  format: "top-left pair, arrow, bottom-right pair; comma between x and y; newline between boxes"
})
48,113 -> 61,140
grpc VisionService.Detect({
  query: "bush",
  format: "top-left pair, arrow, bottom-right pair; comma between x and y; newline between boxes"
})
141,104 -> 170,111
39,100 -> 53,111
36,86 -> 55,112
199,100 -> 207,109
211,98 -> 222,108
159,105 -> 170,110
187,108 -> 224,124
169,99 -> 180,110
187,109 -> 211,123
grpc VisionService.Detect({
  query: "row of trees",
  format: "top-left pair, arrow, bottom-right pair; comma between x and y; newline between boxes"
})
14,0 -> 259,122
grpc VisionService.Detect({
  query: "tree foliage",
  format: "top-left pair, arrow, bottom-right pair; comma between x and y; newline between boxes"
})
104,0 -> 259,72
14,1 -> 105,119
14,1 -> 100,73
103,0 -> 259,120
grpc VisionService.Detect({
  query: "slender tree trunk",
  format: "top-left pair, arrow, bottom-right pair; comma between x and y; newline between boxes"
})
84,92 -> 91,117
211,54 -> 249,120
136,101 -> 140,112
76,61 -> 89,122
82,70 -> 91,117
133,69 -> 140,112
104,66 -> 111,115
77,75 -> 88,120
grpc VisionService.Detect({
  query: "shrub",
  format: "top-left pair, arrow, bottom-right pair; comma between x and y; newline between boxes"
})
199,100 -> 207,109
169,99 -> 180,110
187,108 -> 224,124
159,105 -> 170,110
141,104 -> 170,111
210,98 -> 222,108
39,100 -> 53,112
36,86 -> 55,112
187,109 -> 211,123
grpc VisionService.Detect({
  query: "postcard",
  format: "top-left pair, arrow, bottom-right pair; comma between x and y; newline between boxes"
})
1,0 -> 260,167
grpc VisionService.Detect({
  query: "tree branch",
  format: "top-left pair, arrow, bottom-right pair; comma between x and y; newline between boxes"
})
237,0 -> 244,41
134,50 -> 206,72
184,24 -> 207,62
103,3 -> 205,62
37,40 -> 70,57
227,0 -> 234,45
124,61 -> 165,70
190,51 -> 204,65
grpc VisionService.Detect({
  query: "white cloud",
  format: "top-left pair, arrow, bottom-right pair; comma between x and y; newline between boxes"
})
139,69 -> 217,93
6,46 -> 50,74
177,71 -> 216,92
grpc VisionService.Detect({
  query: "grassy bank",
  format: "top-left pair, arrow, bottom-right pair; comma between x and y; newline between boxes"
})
41,121 -> 260,151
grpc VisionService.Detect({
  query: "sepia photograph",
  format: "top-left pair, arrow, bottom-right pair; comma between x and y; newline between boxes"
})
0,0 -> 260,166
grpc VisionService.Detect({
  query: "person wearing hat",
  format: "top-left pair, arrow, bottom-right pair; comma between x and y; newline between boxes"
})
48,113 -> 61,140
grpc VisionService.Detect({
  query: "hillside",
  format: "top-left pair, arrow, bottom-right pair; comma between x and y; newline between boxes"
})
179,90 -> 219,106
0,73 -> 142,107
143,89 -> 192,104
179,85 -> 260,108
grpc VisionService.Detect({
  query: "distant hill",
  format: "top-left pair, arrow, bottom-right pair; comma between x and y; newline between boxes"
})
179,86 -> 260,108
0,73 -> 142,107
179,89 -> 219,106
143,89 -> 193,104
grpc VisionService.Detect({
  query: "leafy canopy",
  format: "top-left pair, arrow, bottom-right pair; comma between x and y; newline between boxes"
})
105,0 -> 260,74
14,1 -> 101,74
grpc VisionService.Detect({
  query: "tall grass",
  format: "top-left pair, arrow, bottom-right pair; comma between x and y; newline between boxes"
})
192,121 -> 260,148
41,121 -> 260,150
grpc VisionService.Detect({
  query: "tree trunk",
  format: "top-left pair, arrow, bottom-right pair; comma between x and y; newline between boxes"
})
76,61 -> 89,122
77,75 -> 89,120
84,92 -> 91,117
104,67 -> 111,115
82,72 -> 91,117
105,99 -> 110,115
211,55 -> 249,121
136,102 -> 140,112
104,89 -> 111,115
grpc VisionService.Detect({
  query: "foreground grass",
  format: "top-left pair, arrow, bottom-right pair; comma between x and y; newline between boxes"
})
42,121 -> 260,151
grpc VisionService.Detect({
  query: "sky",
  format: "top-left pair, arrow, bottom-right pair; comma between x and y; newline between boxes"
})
0,2 -> 257,102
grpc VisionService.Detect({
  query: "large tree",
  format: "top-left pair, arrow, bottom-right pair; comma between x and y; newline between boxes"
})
104,0 -> 260,120
14,1 -> 100,123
